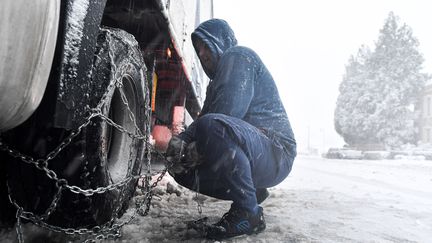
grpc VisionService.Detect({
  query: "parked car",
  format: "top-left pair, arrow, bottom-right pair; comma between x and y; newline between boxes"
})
324,147 -> 363,160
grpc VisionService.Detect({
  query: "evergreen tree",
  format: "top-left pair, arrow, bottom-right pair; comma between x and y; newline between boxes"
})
335,46 -> 375,145
335,12 -> 429,149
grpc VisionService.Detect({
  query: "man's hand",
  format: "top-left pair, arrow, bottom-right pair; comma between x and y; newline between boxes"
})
184,141 -> 203,167
166,135 -> 186,164
166,136 -> 203,174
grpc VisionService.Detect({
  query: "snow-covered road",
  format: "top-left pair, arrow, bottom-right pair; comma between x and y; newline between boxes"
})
1,155 -> 432,242
273,156 -> 432,243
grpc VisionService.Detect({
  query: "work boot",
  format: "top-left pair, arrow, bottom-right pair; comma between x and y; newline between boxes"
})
205,206 -> 266,240
256,188 -> 269,204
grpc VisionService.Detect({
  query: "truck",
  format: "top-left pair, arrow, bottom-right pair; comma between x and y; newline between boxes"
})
0,0 -> 213,237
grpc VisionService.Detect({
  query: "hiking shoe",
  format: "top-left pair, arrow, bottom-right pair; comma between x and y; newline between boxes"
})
205,206 -> 266,240
256,188 -> 269,204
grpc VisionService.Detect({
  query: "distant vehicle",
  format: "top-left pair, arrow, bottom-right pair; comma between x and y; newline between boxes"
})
324,147 -> 363,160
0,0 -> 213,229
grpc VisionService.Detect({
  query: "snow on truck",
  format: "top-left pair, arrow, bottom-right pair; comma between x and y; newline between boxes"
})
0,0 -> 213,237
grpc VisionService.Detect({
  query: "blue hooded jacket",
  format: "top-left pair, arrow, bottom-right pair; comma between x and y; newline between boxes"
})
183,19 -> 296,153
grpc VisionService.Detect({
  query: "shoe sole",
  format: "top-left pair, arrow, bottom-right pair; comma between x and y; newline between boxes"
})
206,222 -> 266,240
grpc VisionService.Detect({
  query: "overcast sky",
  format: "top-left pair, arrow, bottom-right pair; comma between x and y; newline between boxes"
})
213,0 -> 432,152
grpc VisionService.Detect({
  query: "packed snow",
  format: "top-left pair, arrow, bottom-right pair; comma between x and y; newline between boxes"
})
63,0 -> 89,67
1,155 -> 431,242
59,0 -> 89,98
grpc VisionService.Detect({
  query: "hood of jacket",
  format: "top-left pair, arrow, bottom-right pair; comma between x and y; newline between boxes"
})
191,19 -> 238,79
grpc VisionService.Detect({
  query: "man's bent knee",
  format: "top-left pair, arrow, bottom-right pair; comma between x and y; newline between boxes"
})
195,113 -> 227,139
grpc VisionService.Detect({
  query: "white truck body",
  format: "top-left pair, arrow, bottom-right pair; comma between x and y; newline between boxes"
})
0,0 -> 59,131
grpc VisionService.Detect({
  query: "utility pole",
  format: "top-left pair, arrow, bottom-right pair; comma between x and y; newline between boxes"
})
307,125 -> 311,152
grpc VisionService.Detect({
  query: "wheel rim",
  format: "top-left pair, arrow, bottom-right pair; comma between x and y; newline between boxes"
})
107,75 -> 138,183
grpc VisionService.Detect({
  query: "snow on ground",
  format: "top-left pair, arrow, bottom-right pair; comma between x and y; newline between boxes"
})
1,155 -> 432,242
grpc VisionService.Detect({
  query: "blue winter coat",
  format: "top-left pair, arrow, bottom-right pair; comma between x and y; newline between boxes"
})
182,19 -> 296,154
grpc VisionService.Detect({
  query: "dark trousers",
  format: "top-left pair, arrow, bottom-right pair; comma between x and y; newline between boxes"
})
173,113 -> 295,212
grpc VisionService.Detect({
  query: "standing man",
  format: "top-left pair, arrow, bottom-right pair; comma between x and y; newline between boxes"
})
166,18 -> 296,240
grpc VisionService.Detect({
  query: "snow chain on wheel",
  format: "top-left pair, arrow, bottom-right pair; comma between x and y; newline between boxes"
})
0,27 -> 151,231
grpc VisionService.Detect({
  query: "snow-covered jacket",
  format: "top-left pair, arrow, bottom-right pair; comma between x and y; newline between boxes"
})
182,18 -> 296,155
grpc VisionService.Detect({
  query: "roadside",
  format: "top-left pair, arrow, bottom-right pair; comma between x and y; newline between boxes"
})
1,155 -> 431,242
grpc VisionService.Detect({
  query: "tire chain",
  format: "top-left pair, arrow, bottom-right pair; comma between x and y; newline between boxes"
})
0,70 -> 176,242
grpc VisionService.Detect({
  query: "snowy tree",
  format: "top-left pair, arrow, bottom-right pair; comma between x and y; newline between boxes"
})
335,46 -> 375,146
335,12 -> 430,149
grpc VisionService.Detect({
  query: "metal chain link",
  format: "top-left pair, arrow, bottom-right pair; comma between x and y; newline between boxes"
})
117,78 -> 144,138
195,170 -> 203,216
137,168 -> 168,216
0,112 -> 99,182
15,208 -> 24,243
40,179 -> 66,221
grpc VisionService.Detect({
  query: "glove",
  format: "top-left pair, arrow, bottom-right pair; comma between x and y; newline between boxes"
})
183,141 -> 203,168
166,137 -> 203,174
166,135 -> 186,164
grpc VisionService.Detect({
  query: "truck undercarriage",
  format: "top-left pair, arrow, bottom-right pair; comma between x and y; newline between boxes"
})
0,0 -> 212,240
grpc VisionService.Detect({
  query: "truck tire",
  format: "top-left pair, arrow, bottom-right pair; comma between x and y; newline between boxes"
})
0,161 -> 16,228
0,28 -> 149,228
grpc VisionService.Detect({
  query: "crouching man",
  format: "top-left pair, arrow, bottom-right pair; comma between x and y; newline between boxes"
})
165,18 -> 296,240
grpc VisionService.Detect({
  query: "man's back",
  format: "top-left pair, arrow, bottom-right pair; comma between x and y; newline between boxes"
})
201,45 -> 296,152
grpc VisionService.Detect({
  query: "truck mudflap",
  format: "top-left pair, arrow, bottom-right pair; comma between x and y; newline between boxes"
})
0,0 -> 59,132
53,0 -> 107,130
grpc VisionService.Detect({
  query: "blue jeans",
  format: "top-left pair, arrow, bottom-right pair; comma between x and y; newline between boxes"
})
173,113 -> 295,212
